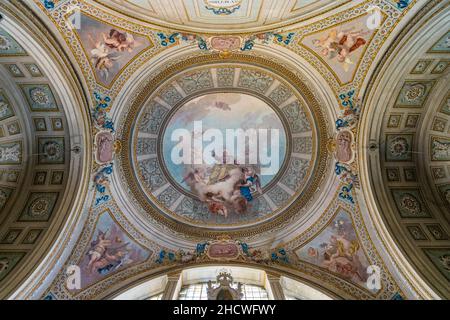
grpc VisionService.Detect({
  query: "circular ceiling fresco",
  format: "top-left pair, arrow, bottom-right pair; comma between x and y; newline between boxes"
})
138,89 -> 295,225
120,55 -> 329,235
161,92 -> 288,194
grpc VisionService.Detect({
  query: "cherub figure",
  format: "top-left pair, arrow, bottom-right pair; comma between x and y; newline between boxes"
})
336,30 -> 367,61
312,29 -> 340,57
87,230 -> 111,274
205,192 -> 229,218
103,29 -> 139,53
89,35 -> 122,80
230,190 -> 248,214
312,28 -> 368,71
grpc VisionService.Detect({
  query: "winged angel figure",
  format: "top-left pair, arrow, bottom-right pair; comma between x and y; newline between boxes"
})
88,29 -> 142,82
312,28 -> 368,72
89,36 -> 122,81
86,229 -> 132,275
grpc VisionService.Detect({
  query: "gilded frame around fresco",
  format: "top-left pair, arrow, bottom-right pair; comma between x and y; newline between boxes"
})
119,53 -> 331,238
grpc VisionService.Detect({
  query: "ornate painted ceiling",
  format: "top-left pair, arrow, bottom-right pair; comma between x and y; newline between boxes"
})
0,0 -> 448,300
92,0 -> 350,32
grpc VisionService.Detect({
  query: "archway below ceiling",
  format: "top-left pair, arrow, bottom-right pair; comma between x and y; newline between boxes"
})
112,265 -> 333,300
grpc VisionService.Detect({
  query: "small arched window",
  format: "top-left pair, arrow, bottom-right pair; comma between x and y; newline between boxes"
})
178,283 -> 268,300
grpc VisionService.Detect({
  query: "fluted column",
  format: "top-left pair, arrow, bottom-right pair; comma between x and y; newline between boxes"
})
161,271 -> 182,300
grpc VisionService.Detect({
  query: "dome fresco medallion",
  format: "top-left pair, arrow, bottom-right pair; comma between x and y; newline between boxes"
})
122,58 -> 329,234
